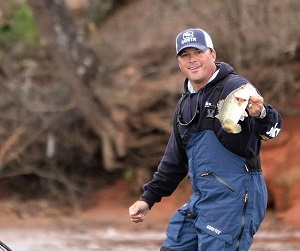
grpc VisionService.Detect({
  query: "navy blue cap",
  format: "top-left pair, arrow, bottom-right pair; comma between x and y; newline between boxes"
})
176,28 -> 214,56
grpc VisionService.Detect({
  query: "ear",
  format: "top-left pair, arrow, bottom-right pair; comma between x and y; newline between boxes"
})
211,50 -> 217,61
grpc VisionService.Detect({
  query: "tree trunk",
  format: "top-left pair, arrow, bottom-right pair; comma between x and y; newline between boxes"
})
27,0 -> 124,170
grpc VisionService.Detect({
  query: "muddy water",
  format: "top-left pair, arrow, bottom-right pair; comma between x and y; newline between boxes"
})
2,227 -> 300,251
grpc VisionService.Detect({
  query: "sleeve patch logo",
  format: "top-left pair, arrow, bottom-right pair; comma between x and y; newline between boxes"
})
266,123 -> 281,138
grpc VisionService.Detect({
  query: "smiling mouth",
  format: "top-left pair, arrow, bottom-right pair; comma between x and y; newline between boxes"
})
189,66 -> 200,71
188,64 -> 202,70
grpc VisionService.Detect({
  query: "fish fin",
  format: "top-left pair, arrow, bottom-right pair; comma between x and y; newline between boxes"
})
217,100 -> 224,112
215,100 -> 224,120
240,111 -> 248,121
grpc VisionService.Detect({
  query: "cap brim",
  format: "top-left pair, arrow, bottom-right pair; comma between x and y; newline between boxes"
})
177,44 -> 209,56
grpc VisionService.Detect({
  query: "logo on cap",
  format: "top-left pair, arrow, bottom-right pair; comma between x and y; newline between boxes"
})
181,31 -> 197,45
176,28 -> 214,56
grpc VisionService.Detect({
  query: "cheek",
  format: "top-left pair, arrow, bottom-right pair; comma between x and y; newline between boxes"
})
178,61 -> 189,70
178,61 -> 185,69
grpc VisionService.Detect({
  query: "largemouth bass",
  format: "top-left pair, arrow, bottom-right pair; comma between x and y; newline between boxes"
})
215,83 -> 258,134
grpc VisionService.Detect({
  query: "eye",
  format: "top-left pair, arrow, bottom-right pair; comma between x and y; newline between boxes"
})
195,50 -> 203,55
179,52 -> 189,58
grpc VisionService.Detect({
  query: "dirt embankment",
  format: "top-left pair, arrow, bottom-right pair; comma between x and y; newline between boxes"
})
261,116 -> 300,227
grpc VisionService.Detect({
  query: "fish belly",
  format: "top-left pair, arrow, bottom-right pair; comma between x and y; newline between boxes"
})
218,96 -> 248,134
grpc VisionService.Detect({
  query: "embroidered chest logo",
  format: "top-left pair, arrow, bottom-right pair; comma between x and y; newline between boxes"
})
205,101 -> 216,118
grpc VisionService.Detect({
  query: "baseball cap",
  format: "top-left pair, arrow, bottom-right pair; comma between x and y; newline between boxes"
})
176,28 -> 214,56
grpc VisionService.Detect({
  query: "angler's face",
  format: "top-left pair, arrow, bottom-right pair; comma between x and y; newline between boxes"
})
177,47 -> 217,87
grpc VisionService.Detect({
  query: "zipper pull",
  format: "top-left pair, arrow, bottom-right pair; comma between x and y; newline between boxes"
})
244,190 -> 248,203
200,171 -> 212,177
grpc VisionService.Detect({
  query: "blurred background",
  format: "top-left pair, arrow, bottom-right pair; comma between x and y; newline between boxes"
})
0,0 -> 299,250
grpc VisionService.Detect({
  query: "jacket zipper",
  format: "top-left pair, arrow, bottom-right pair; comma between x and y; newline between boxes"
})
200,171 -> 236,192
236,188 -> 249,251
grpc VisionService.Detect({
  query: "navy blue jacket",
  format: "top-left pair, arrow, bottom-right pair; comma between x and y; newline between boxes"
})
140,62 -> 282,209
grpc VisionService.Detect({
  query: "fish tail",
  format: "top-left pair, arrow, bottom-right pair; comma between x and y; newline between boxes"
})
223,120 -> 242,134
232,124 -> 242,134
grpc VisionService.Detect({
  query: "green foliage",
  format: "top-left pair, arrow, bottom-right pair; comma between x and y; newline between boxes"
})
0,3 -> 39,49
124,167 -> 134,182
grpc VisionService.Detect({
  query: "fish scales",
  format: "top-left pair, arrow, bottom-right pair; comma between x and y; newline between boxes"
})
215,83 -> 258,134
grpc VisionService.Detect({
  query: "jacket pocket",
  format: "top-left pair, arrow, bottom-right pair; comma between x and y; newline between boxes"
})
165,204 -> 189,242
194,186 -> 249,247
200,170 -> 236,192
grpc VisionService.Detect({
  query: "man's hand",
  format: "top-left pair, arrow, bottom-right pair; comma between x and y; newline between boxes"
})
129,200 -> 149,223
247,95 -> 264,117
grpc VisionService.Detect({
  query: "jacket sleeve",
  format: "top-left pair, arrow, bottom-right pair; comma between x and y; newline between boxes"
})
223,76 -> 282,141
140,127 -> 188,209
253,104 -> 282,141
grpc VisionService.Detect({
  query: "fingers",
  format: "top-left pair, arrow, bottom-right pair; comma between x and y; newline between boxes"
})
129,213 -> 145,223
247,94 -> 264,116
249,95 -> 263,105
129,205 -> 145,223
129,201 -> 149,223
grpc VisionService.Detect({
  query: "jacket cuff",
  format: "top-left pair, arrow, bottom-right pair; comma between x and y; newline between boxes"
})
139,196 -> 155,210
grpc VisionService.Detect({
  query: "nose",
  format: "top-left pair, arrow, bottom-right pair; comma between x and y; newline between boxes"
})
189,51 -> 199,61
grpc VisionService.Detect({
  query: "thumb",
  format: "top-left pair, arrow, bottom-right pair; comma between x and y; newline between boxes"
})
129,203 -> 139,215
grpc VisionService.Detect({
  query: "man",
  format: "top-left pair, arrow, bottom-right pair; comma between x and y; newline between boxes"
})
129,28 -> 282,251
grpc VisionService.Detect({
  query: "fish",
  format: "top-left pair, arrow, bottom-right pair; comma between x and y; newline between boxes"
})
215,83 -> 258,134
